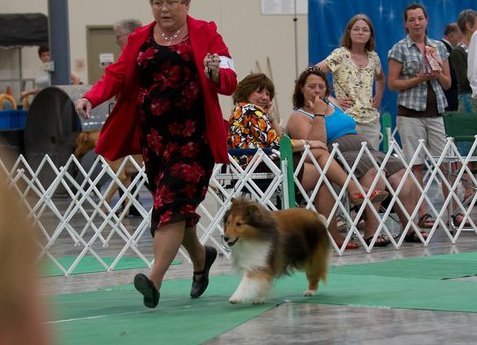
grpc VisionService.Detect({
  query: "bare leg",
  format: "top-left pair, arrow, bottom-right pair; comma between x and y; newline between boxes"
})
412,164 -> 429,218
149,221 -> 185,290
463,162 -> 477,199
358,169 -> 385,238
414,163 -> 449,222
314,185 -> 342,244
388,169 -> 417,229
182,225 -> 206,275
310,148 -> 363,196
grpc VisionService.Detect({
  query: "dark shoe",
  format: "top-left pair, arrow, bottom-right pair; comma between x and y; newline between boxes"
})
190,246 -> 217,298
134,273 -> 160,308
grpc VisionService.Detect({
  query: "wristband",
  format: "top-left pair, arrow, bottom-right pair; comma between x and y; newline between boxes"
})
314,113 -> 325,117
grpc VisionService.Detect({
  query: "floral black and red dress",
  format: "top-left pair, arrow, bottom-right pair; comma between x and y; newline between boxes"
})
137,34 -> 214,235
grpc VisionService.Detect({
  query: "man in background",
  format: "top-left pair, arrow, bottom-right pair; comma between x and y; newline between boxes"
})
113,18 -> 142,50
469,16 -> 477,101
113,18 -> 143,217
442,23 -> 463,111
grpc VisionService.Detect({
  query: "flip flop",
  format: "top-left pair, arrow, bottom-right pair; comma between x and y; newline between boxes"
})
404,230 -> 429,243
364,234 -> 391,247
451,213 -> 472,227
349,190 -> 388,205
369,190 -> 389,203
336,240 -> 360,249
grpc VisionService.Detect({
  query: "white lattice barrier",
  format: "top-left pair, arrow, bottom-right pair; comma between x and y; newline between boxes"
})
1,138 -> 476,275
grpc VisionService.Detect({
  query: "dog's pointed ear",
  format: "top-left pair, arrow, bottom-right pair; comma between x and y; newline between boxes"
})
246,203 -> 261,218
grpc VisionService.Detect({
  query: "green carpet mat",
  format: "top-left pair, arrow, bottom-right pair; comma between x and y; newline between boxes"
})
51,252 -> 477,345
331,251 -> 477,280
42,256 -> 181,277
50,278 -> 268,345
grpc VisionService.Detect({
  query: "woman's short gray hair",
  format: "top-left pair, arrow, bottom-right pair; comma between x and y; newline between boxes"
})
149,0 -> 191,4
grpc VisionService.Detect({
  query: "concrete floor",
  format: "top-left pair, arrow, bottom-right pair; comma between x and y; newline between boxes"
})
40,229 -> 477,345
38,177 -> 477,345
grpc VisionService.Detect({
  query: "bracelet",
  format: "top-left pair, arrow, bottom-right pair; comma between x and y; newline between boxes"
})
314,113 -> 325,117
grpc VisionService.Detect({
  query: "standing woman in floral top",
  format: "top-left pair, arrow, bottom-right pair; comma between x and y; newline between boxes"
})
315,14 -> 385,150
75,0 -> 237,309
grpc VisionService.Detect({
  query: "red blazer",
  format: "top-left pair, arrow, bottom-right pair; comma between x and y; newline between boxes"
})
84,16 -> 237,163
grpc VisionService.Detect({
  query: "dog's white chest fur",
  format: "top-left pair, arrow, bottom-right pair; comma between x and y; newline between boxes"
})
231,240 -> 271,271
228,239 -> 273,304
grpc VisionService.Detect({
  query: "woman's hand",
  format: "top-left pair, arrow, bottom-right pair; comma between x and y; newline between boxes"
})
264,102 -> 274,115
336,97 -> 354,110
416,70 -> 439,83
306,97 -> 328,115
310,139 -> 328,150
75,98 -> 92,119
204,53 -> 220,83
372,95 -> 382,109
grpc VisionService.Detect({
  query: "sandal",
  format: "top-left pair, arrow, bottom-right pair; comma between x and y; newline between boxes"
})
463,190 -> 474,203
349,190 -> 388,205
417,213 -> 435,229
349,192 -> 366,205
369,190 -> 389,203
404,230 -> 429,243
451,213 -> 472,227
364,234 -> 391,247
336,240 -> 360,249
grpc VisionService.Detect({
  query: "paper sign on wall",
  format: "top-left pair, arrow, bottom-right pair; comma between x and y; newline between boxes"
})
261,0 -> 307,15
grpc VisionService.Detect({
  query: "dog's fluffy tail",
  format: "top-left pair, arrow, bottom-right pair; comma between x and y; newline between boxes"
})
309,213 -> 330,284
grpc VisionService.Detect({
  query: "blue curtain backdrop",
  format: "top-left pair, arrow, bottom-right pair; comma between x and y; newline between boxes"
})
308,0 -> 475,124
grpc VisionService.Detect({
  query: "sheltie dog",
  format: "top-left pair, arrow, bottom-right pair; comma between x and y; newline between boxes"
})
223,198 -> 330,304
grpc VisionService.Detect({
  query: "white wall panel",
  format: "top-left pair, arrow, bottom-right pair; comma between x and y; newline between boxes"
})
3,0 -> 308,122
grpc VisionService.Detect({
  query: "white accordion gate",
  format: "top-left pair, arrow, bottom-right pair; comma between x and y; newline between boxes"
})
1,136 -> 476,276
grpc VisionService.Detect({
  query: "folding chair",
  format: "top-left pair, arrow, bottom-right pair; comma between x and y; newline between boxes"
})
442,111 -> 477,231
217,147 -> 285,210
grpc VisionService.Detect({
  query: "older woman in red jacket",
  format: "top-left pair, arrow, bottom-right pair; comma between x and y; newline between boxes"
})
75,0 -> 237,309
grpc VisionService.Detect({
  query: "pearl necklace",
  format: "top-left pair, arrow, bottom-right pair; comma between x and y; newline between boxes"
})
161,28 -> 181,45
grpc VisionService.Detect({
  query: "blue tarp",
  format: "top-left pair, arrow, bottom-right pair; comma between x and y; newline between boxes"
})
308,0 -> 476,122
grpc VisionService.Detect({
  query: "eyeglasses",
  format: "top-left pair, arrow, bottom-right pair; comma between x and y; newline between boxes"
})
151,0 -> 183,8
351,27 -> 371,33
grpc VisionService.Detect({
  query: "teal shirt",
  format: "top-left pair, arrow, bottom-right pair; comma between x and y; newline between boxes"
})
325,104 -> 358,142
296,103 -> 357,143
